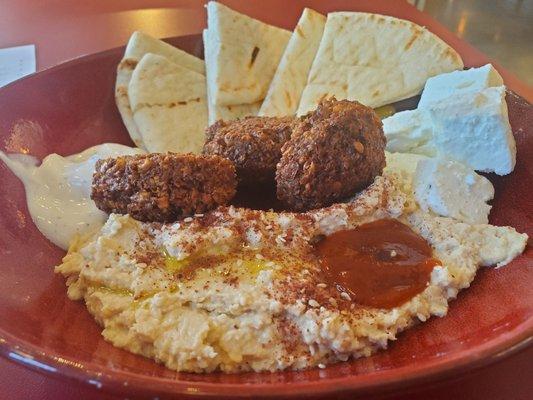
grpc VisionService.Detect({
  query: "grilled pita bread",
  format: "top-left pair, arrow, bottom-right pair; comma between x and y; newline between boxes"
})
128,53 -> 208,154
205,1 -> 291,107
206,99 -> 262,125
203,29 -> 261,124
116,31 -> 205,148
259,8 -> 326,117
297,12 -> 464,115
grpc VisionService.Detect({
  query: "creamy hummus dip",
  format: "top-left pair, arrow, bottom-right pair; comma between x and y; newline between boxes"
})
55,173 -> 527,373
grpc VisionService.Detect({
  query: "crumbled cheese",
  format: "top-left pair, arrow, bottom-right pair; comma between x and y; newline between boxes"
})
414,158 -> 494,224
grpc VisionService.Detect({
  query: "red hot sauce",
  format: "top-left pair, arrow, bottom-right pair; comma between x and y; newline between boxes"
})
315,219 -> 440,309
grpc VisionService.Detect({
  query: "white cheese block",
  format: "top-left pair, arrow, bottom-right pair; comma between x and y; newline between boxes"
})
418,64 -> 503,108
413,158 -> 495,224
383,109 -> 436,156
383,86 -> 516,175
429,86 -> 516,175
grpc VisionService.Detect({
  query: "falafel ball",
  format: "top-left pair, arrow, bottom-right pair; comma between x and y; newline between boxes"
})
276,98 -> 386,211
91,153 -> 236,222
202,116 -> 296,185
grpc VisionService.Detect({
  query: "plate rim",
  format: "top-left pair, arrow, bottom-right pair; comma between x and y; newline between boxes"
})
1,322 -> 531,397
0,36 -> 532,398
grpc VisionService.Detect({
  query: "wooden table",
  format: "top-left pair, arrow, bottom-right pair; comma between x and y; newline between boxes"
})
0,1 -> 531,399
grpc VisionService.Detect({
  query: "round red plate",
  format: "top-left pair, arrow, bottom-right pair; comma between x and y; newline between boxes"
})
0,35 -> 531,399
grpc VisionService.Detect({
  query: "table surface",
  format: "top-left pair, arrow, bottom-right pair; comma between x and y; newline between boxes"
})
0,1 -> 531,399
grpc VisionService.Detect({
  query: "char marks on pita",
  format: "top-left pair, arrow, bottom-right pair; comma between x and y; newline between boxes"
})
128,53 -> 208,154
116,31 -> 205,149
204,1 -> 291,123
297,12 -> 464,115
259,8 -> 326,117
203,29 -> 262,124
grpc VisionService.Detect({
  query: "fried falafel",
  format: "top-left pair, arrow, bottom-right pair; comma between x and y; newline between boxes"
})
276,98 -> 386,211
91,153 -> 236,222
203,116 -> 296,185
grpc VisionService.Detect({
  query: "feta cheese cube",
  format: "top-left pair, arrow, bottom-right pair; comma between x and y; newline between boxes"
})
383,109 -> 435,155
383,86 -> 516,176
418,64 -> 503,108
413,158 -> 494,224
429,86 -> 516,175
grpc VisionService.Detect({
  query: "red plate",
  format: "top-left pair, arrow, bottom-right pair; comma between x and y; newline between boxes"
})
0,35 -> 531,399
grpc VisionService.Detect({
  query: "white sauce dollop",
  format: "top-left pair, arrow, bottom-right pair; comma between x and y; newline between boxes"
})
0,143 -> 144,250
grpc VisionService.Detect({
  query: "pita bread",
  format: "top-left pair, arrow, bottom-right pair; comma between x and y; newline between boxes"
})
259,8 -> 326,117
123,32 -> 205,74
116,31 -> 205,148
297,12 -> 464,115
206,99 -> 262,125
128,53 -> 208,154
203,29 -> 261,124
205,1 -> 291,107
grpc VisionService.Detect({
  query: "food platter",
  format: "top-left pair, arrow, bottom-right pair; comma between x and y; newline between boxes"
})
0,14 -> 532,400
1,33 -> 531,397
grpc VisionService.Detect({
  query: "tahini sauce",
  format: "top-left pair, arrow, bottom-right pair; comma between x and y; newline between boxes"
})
0,143 -> 144,249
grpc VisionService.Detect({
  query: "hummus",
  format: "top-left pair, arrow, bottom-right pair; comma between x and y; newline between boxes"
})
55,172 -> 527,373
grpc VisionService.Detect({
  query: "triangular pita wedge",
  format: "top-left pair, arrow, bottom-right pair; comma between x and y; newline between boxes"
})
203,29 -> 261,124
297,12 -> 464,115
259,8 -> 326,117
116,60 -> 145,148
123,32 -> 204,74
128,53 -> 208,154
205,1 -> 291,107
116,31 -> 205,148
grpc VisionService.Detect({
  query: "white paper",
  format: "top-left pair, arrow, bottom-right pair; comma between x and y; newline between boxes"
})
0,44 -> 36,87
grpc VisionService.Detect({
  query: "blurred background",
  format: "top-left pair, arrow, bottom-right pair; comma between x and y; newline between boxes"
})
1,0 -> 531,87
410,0 -> 533,85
